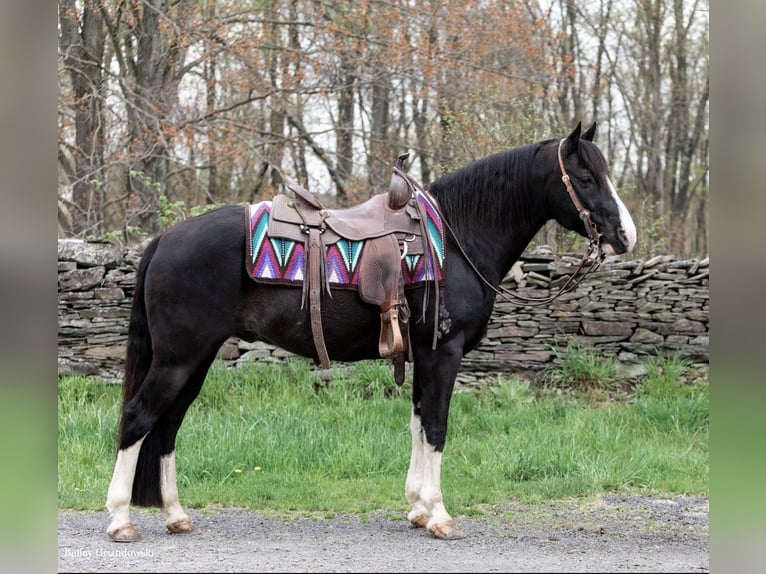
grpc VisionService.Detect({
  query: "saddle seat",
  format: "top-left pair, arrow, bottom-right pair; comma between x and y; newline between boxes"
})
268,154 -> 436,384
269,191 -> 424,245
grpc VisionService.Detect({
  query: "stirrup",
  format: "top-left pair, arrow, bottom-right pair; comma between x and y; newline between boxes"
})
379,305 -> 404,358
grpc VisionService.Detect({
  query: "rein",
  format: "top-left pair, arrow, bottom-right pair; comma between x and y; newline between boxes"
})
400,138 -> 606,308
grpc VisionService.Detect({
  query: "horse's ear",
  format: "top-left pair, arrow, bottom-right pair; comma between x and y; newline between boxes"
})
563,122 -> 583,152
582,121 -> 597,142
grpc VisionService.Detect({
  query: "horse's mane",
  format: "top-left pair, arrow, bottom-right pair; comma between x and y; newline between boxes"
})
427,138 -> 612,235
426,142 -> 543,234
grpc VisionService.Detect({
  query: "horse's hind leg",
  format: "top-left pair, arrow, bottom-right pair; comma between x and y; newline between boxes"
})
156,353 -> 217,534
106,436 -> 147,541
106,358 -> 209,541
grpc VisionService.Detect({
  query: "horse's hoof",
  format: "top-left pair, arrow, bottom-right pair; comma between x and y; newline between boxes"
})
108,524 -> 142,542
408,513 -> 430,529
430,520 -> 466,540
167,518 -> 199,534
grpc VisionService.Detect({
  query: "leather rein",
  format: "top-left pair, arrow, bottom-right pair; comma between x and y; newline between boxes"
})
412,138 -> 606,307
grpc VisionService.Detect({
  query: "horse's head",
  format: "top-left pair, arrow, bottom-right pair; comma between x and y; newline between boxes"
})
549,122 -> 637,256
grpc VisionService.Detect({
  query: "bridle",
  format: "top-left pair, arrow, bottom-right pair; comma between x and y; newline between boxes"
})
433,138 -> 607,307
557,138 -> 603,247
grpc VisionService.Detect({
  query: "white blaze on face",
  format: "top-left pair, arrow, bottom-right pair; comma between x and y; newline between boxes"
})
605,176 -> 637,255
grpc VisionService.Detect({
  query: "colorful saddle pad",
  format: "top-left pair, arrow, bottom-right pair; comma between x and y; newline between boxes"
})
245,191 -> 445,289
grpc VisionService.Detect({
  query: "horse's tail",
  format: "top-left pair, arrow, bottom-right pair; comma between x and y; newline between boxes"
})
116,236 -> 164,507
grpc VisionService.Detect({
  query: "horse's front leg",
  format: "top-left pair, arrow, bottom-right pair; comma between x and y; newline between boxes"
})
405,340 -> 466,540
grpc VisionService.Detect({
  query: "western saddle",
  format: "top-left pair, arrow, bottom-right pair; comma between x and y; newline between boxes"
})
267,153 -> 439,385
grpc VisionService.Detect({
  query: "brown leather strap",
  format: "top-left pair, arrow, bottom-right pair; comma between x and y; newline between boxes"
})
307,227 -> 331,368
389,167 -> 443,351
413,192 -> 441,350
393,356 -> 405,386
557,138 -> 602,244
392,275 -> 410,386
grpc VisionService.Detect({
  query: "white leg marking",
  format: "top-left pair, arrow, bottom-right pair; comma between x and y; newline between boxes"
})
421,447 -> 453,531
160,451 -> 190,527
404,408 -> 455,531
106,435 -> 146,534
405,409 -> 428,523
607,176 -> 637,252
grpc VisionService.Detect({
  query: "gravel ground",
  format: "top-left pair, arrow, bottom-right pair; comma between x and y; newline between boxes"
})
58,494 -> 708,573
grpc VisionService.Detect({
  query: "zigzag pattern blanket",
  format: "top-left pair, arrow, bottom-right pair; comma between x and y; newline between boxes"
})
245,192 -> 445,289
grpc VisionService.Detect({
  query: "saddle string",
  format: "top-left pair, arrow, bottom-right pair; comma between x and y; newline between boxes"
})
292,201 -> 333,307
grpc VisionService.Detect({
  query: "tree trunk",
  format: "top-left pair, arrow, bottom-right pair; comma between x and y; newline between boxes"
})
58,0 -> 106,237
119,0 -> 192,233
335,58 -> 356,205
368,75 -> 390,195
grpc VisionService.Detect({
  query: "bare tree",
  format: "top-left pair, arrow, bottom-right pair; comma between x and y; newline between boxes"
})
58,0 -> 106,237
57,0 -> 708,257
611,0 -> 708,256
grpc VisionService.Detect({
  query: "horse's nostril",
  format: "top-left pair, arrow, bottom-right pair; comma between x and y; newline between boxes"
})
618,227 -> 628,245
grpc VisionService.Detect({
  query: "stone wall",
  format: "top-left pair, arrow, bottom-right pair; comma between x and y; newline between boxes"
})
57,240 -> 709,382
458,249 -> 709,377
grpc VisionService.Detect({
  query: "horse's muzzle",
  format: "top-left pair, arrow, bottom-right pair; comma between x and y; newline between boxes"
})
602,227 -> 633,256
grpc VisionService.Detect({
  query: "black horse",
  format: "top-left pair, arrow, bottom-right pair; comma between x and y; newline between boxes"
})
105,122 -> 636,542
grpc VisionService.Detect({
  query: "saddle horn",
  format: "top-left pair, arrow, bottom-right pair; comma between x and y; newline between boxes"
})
388,152 -> 412,210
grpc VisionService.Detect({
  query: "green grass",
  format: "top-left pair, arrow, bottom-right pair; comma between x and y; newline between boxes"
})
58,352 -> 708,519
548,341 -> 620,388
